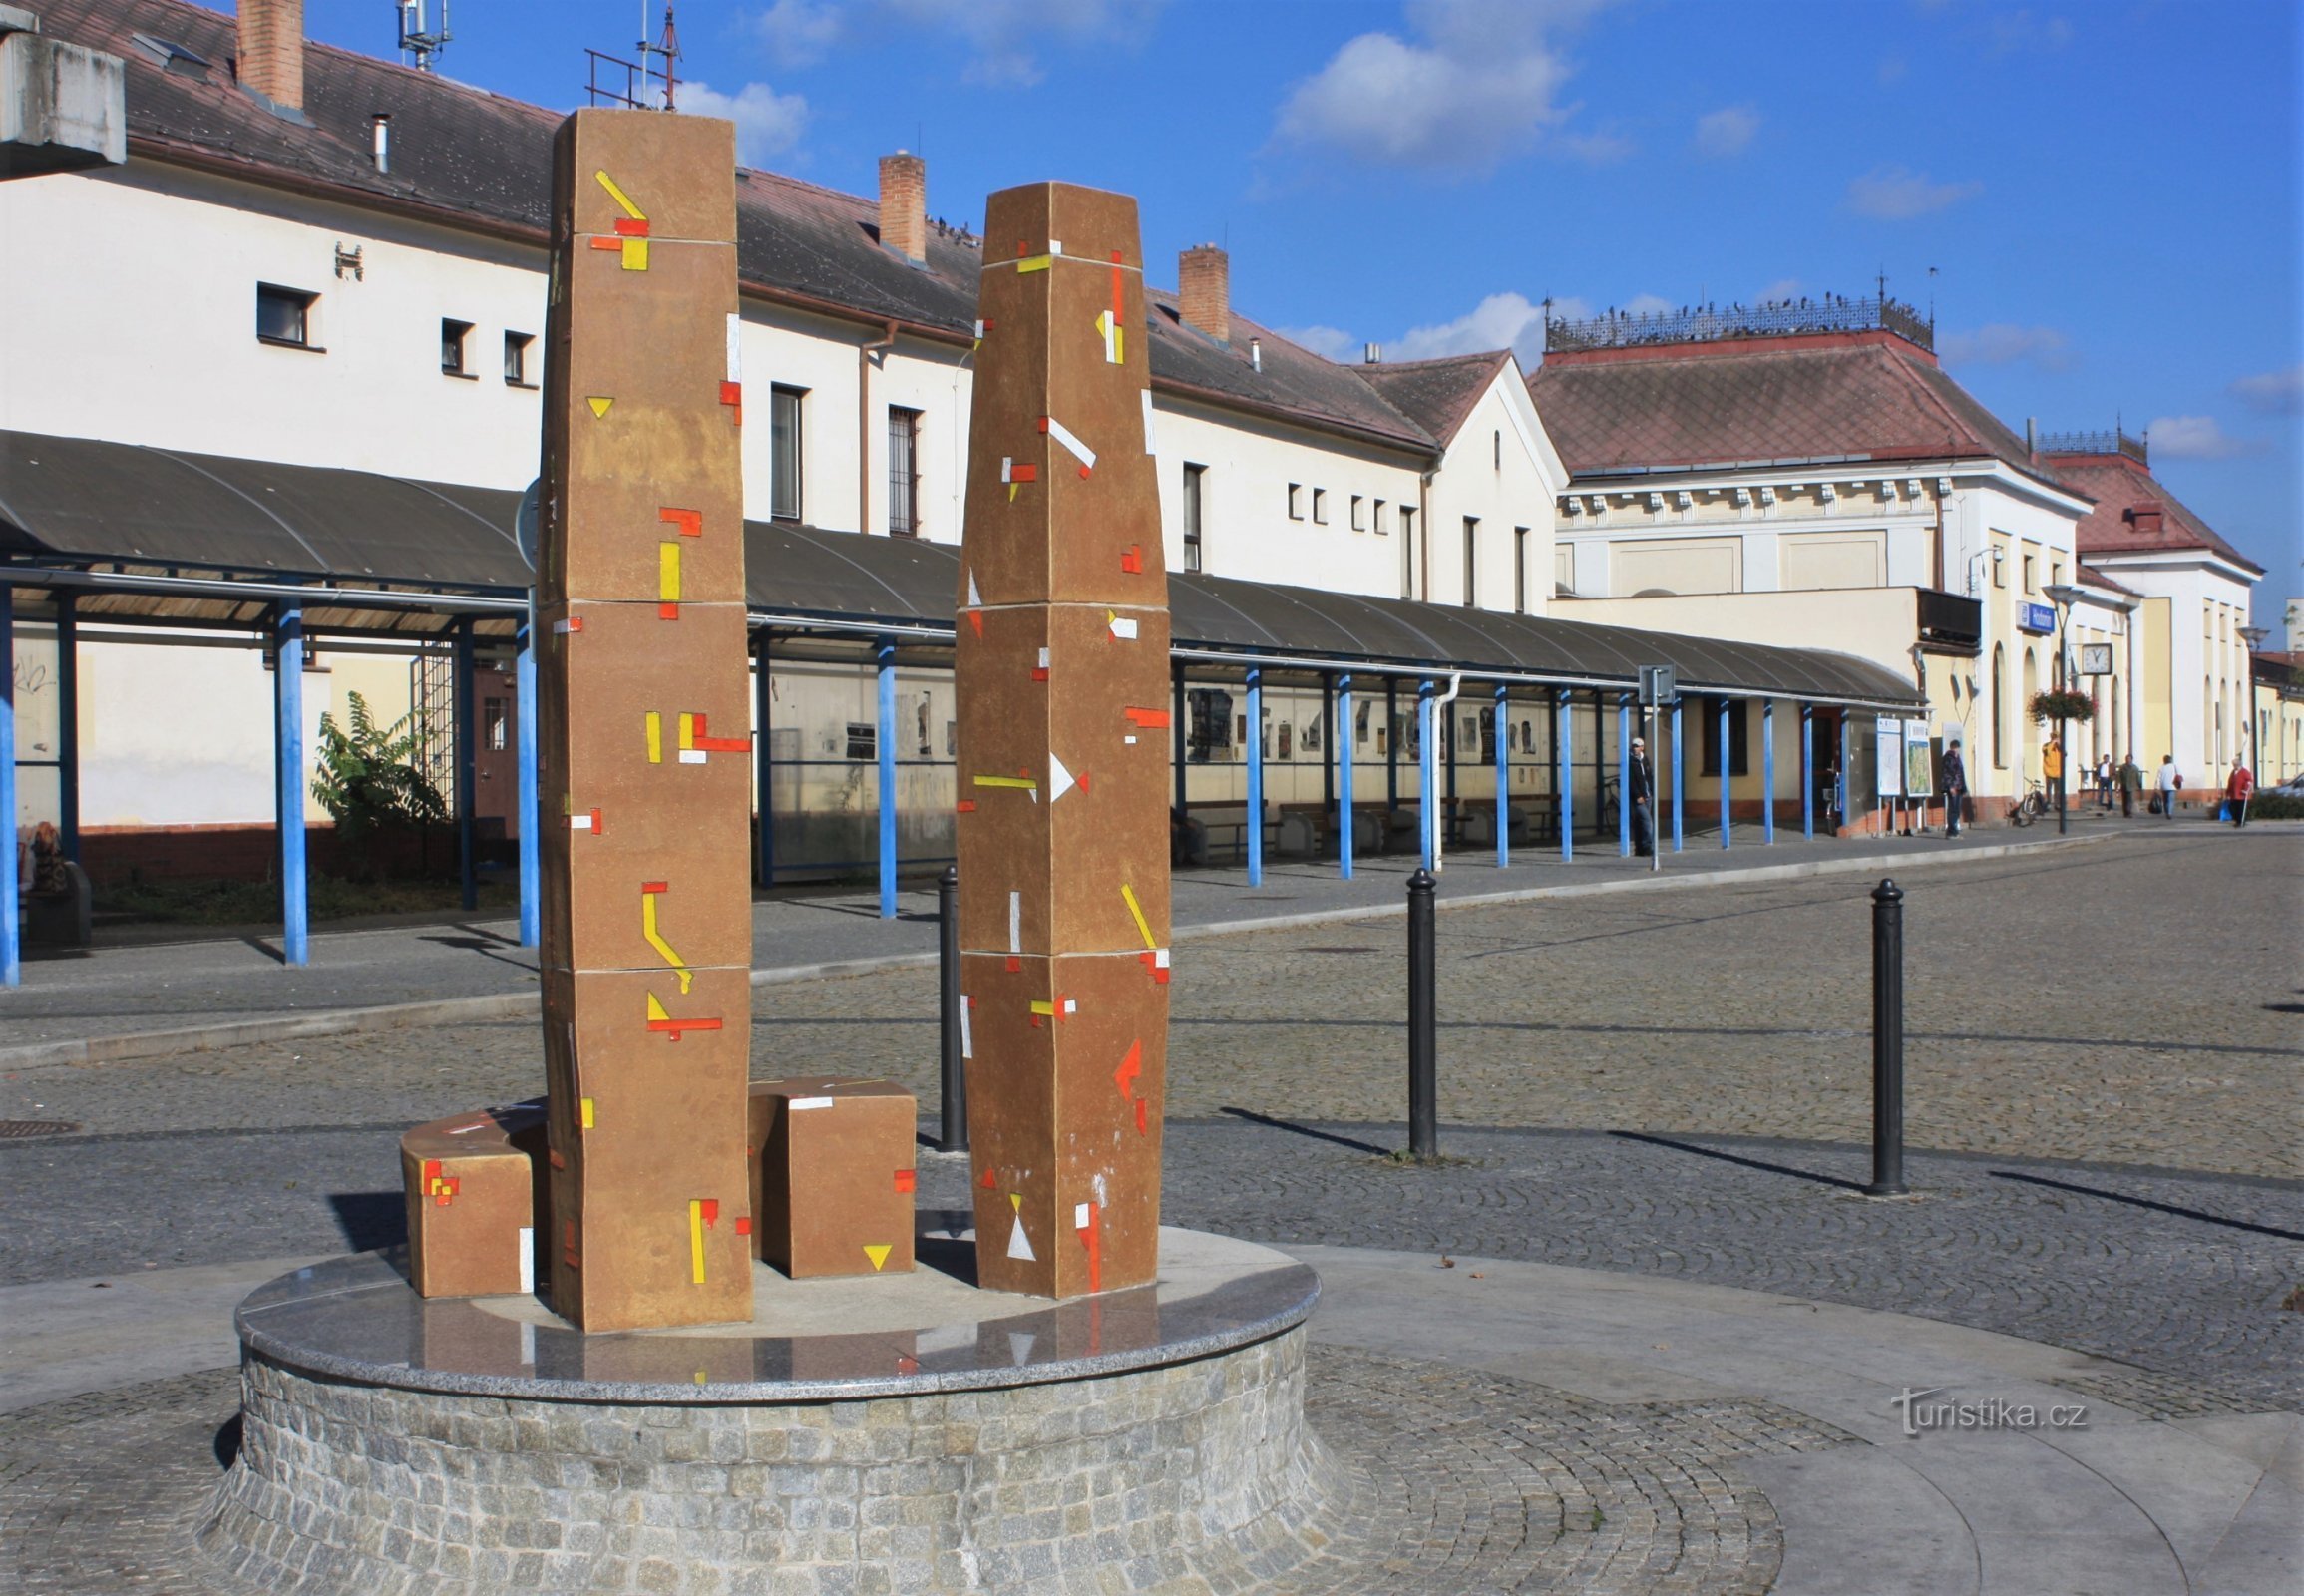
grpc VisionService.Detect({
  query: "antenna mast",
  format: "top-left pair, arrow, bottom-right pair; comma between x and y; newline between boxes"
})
587,3 -> 682,110
396,0 -> 451,72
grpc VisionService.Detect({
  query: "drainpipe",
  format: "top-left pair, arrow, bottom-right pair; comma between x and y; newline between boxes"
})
859,319 -> 898,534
1425,670 -> 1462,871
1417,468 -> 1436,602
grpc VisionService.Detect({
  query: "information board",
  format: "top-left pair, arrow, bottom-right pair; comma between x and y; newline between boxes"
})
1876,718 -> 1905,798
1903,718 -> 1934,797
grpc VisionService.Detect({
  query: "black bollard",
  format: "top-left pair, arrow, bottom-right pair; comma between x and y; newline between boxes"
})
1867,878 -> 1906,1196
1407,867 -> 1437,1160
937,865 -> 966,1152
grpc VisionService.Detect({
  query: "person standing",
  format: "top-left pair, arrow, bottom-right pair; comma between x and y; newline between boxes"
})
2095,753 -> 2113,810
2155,754 -> 2179,818
1627,735 -> 1655,857
2117,753 -> 2143,818
2043,736 -> 2065,815
1941,737 -> 1968,839
2226,759 -> 2253,827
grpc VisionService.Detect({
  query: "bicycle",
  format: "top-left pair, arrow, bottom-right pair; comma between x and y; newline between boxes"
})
2008,778 -> 2049,827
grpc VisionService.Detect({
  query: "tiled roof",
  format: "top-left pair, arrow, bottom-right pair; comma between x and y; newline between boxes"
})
44,0 -> 1435,455
1527,331 -> 2054,485
1355,353 -> 1512,448
2077,564 -> 2137,597
2040,451 -> 2265,576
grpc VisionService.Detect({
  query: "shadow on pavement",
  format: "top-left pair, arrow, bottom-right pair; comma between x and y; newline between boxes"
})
1609,1130 -> 1869,1193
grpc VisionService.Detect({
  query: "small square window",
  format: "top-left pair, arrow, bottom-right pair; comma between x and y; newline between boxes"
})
256,283 -> 318,348
845,722 -> 876,761
484,696 -> 508,752
1350,495 -> 1365,531
1312,488 -> 1328,525
504,332 -> 536,386
1287,483 -> 1303,520
441,318 -> 474,377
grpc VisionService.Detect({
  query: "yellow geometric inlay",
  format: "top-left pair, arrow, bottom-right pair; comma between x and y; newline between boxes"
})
658,543 -> 682,606
645,711 -> 664,764
687,1198 -> 707,1285
863,1244 -> 893,1272
1120,883 -> 1157,951
586,396 -> 614,418
579,1096 -> 595,1130
641,891 -> 694,994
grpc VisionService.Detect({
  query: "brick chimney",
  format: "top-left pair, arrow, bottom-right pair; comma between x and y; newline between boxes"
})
2127,501 -> 2164,537
1179,243 -> 1229,343
878,151 -> 926,263
237,0 -> 305,112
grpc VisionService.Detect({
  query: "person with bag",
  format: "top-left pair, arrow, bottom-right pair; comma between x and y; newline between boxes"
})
1941,736 -> 1968,839
2154,755 -> 2179,818
1627,736 -> 1656,857
2226,759 -> 2253,827
2117,753 -> 2143,818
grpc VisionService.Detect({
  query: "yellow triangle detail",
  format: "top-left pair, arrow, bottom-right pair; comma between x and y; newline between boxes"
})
646,993 -> 669,1022
863,1244 -> 892,1272
1009,1192 -> 1022,1213
587,396 -> 613,418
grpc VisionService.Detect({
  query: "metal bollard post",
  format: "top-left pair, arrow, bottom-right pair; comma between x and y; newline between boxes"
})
1406,867 -> 1437,1160
1867,878 -> 1906,1196
938,866 -> 966,1152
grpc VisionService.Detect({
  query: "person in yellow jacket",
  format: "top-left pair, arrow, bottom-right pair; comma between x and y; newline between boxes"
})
2042,736 -> 2065,814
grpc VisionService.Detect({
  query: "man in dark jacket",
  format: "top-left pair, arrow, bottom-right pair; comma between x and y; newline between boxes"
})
2117,753 -> 2143,818
1941,737 -> 1968,838
1628,736 -> 1655,857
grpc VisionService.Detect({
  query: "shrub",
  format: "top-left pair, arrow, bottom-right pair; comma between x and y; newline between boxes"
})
2028,688 -> 2095,725
311,692 -> 448,877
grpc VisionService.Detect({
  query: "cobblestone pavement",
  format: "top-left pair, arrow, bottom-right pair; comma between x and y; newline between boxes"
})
0,1351 -> 1855,1595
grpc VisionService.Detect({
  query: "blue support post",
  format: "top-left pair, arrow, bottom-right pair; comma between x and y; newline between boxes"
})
1493,683 -> 1509,868
276,603 -> 309,966
1245,667 -> 1264,886
55,595 -> 78,862
1336,674 -> 1354,881
1719,696 -> 1731,849
1417,678 -> 1436,872
1762,698 -> 1776,844
516,610 -> 540,948
755,630 -> 775,888
453,618 -> 476,912
1,587 -> 17,987
1801,705 -> 1814,838
1838,714 -> 1851,837
1671,698 -> 1686,852
877,637 -> 898,919
1617,692 -> 1633,857
1557,686 -> 1575,861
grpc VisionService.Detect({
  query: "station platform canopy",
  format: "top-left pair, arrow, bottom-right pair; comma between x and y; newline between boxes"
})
0,429 -> 1917,709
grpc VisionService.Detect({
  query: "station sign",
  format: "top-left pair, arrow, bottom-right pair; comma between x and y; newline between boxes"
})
2018,601 -> 2057,635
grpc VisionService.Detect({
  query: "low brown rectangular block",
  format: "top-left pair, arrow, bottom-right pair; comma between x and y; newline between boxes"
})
401,1102 -> 549,1299
748,1078 -> 918,1279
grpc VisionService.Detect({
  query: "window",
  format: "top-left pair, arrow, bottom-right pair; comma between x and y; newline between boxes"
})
440,318 -> 474,377
2023,554 -> 2037,594
887,407 -> 921,537
1312,488 -> 1328,525
1373,499 -> 1387,535
1186,688 -> 1233,763
484,697 -> 508,752
255,283 -> 318,349
1182,464 -> 1205,573
1462,517 -> 1479,607
845,722 -> 876,761
1287,483 -> 1303,520
1513,527 -> 1530,614
504,332 -> 536,386
1399,507 -> 1416,598
1351,495 -> 1365,531
1700,698 -> 1749,777
769,386 -> 806,522
1493,429 -> 1502,470
1992,547 -> 2008,588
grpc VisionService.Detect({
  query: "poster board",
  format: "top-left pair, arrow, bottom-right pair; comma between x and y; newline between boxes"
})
1876,718 -> 1905,798
1902,719 -> 1934,797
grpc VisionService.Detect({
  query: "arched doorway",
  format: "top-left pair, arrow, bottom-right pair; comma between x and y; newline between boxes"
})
2022,647 -> 2040,781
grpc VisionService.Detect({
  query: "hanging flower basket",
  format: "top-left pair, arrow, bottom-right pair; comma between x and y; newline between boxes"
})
2028,688 -> 2095,724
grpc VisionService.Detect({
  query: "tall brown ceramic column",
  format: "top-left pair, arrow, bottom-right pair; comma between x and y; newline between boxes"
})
957,184 -> 1172,1299
534,111 -> 754,1332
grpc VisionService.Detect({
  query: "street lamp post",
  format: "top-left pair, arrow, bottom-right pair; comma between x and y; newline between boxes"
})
2044,583 -> 2087,837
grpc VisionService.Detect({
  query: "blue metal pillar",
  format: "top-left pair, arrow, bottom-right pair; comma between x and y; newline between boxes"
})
877,637 -> 898,918
1493,683 -> 1509,868
276,603 -> 309,966
1801,704 -> 1814,838
516,610 -> 540,948
55,594 -> 78,861
1,587 -> 17,987
1557,686 -> 1575,861
1670,697 -> 1686,852
1761,698 -> 1776,844
755,630 -> 775,888
1617,692 -> 1633,857
1719,695 -> 1731,849
1245,667 -> 1265,886
1416,678 -> 1436,871
453,618 -> 477,912
1838,713 -> 1851,837
1336,673 -> 1353,881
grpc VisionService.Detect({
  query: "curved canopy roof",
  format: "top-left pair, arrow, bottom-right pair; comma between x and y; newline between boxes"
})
0,430 -> 1916,708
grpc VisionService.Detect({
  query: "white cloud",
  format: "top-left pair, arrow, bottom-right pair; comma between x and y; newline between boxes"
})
1622,292 -> 1673,316
1756,277 -> 1801,304
1938,324 -> 2073,372
1273,324 -> 1360,363
2230,364 -> 2304,416
881,0 -> 1165,89
1694,104 -> 1759,158
2145,415 -> 2260,461
1846,166 -> 1982,219
1274,0 -> 1621,173
679,80 -> 810,166
753,0 -> 842,67
1393,290 -> 1550,363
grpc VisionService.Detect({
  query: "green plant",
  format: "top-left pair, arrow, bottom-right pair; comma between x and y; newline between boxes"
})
2028,688 -> 2095,725
310,691 -> 447,876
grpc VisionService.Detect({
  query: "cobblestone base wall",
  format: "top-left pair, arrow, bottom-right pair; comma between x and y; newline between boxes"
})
197,1329 -> 1343,1596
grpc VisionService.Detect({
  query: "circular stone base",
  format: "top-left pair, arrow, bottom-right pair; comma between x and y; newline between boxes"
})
198,1229 -> 1336,1594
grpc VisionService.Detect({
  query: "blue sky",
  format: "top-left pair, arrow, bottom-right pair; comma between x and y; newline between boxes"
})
292,0 -> 2300,616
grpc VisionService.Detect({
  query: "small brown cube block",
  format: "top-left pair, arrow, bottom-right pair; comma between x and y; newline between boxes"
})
748,1078 -> 917,1279
401,1102 -> 549,1298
